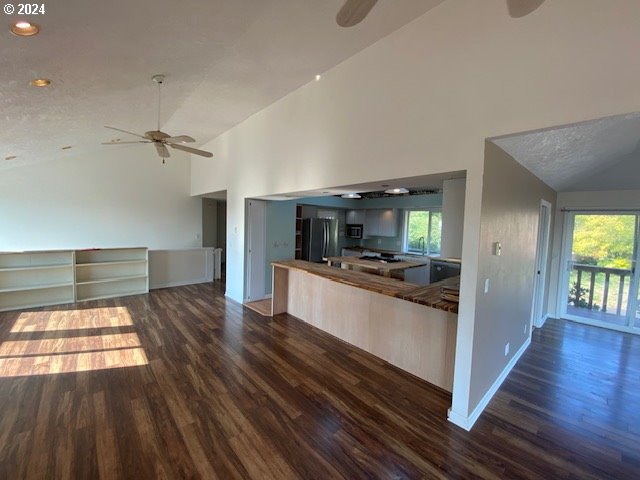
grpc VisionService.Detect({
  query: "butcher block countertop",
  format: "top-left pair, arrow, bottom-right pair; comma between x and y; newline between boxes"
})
272,260 -> 459,314
325,256 -> 424,276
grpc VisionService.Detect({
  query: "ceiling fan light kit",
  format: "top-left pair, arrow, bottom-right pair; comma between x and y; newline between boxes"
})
102,74 -> 213,164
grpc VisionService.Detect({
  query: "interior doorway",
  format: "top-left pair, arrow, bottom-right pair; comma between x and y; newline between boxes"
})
531,200 -> 551,329
246,199 -> 267,301
559,211 -> 640,333
201,192 -> 227,284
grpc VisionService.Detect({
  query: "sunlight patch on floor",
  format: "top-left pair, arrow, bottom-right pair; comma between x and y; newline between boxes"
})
10,306 -> 134,333
0,347 -> 148,377
0,307 -> 148,377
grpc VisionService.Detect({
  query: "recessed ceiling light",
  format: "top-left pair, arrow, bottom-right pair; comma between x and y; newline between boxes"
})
10,21 -> 39,36
341,193 -> 361,199
61,145 -> 72,150
384,187 -> 409,195
315,74 -> 321,81
5,155 -> 16,161
30,78 -> 51,87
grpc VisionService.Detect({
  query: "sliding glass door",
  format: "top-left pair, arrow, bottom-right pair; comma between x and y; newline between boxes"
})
561,212 -> 640,332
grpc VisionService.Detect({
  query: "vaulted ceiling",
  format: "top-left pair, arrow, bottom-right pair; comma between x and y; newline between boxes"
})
0,0 -> 444,169
492,112 -> 640,192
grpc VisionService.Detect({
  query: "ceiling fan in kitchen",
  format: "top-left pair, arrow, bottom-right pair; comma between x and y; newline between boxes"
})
102,74 -> 213,164
335,0 -> 546,27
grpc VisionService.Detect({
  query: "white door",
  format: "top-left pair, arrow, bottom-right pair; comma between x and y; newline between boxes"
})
558,210 -> 640,333
531,200 -> 551,328
246,199 -> 266,301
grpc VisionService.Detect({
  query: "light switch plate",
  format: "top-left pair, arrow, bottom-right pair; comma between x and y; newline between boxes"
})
484,278 -> 489,293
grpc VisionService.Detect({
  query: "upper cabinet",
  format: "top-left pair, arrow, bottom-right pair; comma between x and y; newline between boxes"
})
364,209 -> 398,237
346,209 -> 365,225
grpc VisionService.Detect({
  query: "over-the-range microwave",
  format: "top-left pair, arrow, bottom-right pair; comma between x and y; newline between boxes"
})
345,224 -> 363,239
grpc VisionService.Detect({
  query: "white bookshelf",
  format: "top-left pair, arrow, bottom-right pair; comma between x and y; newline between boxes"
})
0,251 -> 74,311
0,248 -> 149,311
74,248 -> 149,302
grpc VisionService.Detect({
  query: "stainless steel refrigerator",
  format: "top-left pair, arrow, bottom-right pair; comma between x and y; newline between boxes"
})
301,218 -> 338,262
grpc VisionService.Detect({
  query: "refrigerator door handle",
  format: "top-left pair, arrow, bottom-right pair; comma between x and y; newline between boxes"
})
322,222 -> 328,258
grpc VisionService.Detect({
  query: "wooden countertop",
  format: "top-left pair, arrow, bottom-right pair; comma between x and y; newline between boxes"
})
273,260 -> 459,314
325,256 -> 424,272
342,246 -> 461,264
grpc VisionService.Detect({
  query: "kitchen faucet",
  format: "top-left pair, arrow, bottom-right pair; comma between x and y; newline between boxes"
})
418,236 -> 425,256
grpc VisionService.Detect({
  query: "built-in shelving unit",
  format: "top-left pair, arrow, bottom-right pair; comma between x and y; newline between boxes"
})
74,248 -> 149,302
295,204 -> 303,260
0,251 -> 74,311
0,248 -> 149,311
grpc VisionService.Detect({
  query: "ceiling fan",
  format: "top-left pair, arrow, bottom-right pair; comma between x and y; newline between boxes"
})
336,0 -> 546,27
102,74 -> 213,163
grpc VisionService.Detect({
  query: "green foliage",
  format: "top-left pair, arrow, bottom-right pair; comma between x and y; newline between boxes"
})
568,282 -> 600,311
407,210 -> 441,254
407,211 -> 428,251
429,212 -> 442,254
572,215 -> 635,269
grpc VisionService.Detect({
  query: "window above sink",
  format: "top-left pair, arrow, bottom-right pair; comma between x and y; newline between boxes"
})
403,209 -> 442,256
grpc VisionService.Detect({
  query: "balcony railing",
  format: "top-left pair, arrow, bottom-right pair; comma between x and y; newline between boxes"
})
570,263 -> 632,315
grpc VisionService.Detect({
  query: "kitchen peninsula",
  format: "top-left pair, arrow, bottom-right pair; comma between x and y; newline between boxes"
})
271,260 -> 458,391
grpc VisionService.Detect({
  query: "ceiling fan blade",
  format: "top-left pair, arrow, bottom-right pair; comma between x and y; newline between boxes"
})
506,0 -> 545,18
168,143 -> 213,158
155,143 -> 170,158
164,135 -> 195,143
336,0 -> 378,27
104,126 -> 147,139
101,141 -> 151,145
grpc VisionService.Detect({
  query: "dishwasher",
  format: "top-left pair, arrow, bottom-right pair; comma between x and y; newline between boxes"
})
430,260 -> 461,283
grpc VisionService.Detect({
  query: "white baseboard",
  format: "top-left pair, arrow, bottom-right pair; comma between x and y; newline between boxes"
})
150,278 -> 211,290
535,313 -> 549,329
448,337 -> 531,431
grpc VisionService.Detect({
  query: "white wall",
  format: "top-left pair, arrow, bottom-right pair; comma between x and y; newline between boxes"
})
190,0 -> 640,428
441,178 -> 466,259
548,190 -> 640,318
0,149 -> 202,250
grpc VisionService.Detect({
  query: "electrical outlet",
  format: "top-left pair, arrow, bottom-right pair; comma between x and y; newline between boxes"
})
377,239 -> 382,245
484,278 -> 489,293
504,342 -> 510,356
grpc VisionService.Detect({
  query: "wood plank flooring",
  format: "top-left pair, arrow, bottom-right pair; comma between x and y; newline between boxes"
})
243,298 -> 272,317
0,282 -> 638,479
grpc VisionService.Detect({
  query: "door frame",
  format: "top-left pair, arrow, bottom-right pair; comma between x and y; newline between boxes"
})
245,199 -> 267,302
558,209 -> 640,334
531,199 -> 552,329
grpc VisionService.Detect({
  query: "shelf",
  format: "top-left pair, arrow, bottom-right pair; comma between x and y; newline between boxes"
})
75,260 -> 147,267
0,298 -> 73,313
0,248 -> 149,311
75,248 -> 147,264
0,264 -> 72,272
0,282 -> 74,293
0,251 -> 74,269
76,275 -> 148,286
76,291 -> 146,303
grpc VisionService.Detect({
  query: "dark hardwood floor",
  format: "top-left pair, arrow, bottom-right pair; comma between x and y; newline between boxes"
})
0,282 -> 638,479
